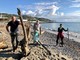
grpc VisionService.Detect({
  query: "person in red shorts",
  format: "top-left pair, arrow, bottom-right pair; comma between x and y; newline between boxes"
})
56,24 -> 68,47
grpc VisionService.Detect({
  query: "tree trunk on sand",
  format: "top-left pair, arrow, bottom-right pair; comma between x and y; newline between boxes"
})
17,8 -> 29,56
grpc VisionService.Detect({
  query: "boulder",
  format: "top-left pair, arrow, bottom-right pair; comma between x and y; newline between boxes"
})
0,41 -> 8,49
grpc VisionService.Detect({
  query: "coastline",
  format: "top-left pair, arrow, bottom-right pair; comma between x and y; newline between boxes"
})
0,22 -> 80,60
43,28 -> 80,43
20,28 -> 80,60
40,28 -> 80,59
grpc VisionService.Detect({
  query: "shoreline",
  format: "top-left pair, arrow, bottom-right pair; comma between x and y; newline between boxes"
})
0,22 -> 80,60
40,22 -> 80,34
40,29 -> 80,59
43,28 -> 80,43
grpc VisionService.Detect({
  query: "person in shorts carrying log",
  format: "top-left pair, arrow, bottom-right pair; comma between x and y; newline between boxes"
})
56,24 -> 68,47
6,16 -> 20,52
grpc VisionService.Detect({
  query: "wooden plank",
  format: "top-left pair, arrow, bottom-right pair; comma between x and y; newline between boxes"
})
38,41 -> 51,55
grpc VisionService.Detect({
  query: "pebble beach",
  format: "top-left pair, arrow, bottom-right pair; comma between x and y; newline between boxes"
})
0,22 -> 80,60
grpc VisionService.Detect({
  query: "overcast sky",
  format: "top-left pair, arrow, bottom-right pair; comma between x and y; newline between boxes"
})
0,0 -> 80,22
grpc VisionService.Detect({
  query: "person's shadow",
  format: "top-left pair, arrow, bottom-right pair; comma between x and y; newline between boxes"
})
0,48 -> 23,60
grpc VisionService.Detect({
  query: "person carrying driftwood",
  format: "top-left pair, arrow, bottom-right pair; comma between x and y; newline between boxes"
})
33,20 -> 41,44
6,16 -> 20,52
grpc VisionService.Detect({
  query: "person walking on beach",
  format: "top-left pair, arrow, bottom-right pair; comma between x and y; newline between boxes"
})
6,16 -> 20,52
33,20 -> 41,44
56,24 -> 68,47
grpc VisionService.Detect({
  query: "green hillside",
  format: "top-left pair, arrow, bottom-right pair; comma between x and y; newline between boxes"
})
0,13 -> 55,23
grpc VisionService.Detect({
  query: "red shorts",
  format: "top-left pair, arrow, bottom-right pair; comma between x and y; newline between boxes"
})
57,32 -> 64,38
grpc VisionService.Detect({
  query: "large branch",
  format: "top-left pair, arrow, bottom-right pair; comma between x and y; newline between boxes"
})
17,8 -> 27,43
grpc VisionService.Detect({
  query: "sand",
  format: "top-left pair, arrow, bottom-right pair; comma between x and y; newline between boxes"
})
0,22 -> 80,60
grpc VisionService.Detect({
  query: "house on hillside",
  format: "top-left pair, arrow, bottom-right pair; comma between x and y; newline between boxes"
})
0,14 -> 8,20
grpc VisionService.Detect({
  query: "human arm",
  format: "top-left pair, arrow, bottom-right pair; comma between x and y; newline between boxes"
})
40,26 -> 41,35
6,22 -> 11,33
63,28 -> 68,31
6,25 -> 9,32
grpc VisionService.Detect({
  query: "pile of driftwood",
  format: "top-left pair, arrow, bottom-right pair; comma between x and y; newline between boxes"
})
0,32 -> 8,49
0,8 -> 51,57
0,8 -> 31,56
17,8 -> 30,56
17,8 -> 51,56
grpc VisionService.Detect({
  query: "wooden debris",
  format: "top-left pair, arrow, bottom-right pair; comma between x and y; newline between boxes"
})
38,41 -> 51,55
17,8 -> 30,56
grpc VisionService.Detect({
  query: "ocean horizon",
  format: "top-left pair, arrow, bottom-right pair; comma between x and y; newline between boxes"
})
41,22 -> 80,33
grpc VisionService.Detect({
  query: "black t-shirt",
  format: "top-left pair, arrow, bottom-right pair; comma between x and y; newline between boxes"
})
7,20 -> 19,32
58,27 -> 66,33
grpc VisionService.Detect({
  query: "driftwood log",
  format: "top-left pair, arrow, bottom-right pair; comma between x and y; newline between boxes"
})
17,8 -> 51,56
17,8 -> 30,56
25,21 -> 31,43
38,41 -> 51,55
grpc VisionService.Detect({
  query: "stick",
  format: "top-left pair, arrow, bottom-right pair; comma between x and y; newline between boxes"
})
17,8 -> 30,56
38,41 -> 51,55
17,8 -> 27,43
67,28 -> 69,40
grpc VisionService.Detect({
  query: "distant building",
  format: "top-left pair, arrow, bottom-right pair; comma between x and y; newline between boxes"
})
0,14 -> 8,20
17,19 -> 28,22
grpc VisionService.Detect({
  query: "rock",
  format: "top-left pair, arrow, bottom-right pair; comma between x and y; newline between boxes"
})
0,41 -> 8,49
41,58 -> 49,60
21,57 -> 28,60
7,57 -> 14,60
0,49 -> 3,51
2,57 -> 7,60
56,54 -> 59,57
61,57 -> 66,60
0,57 -> 3,60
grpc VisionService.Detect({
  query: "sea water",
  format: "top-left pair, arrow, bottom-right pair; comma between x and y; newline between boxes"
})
41,22 -> 80,33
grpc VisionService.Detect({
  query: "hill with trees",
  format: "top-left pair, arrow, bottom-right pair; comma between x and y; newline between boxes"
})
0,13 -> 55,23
